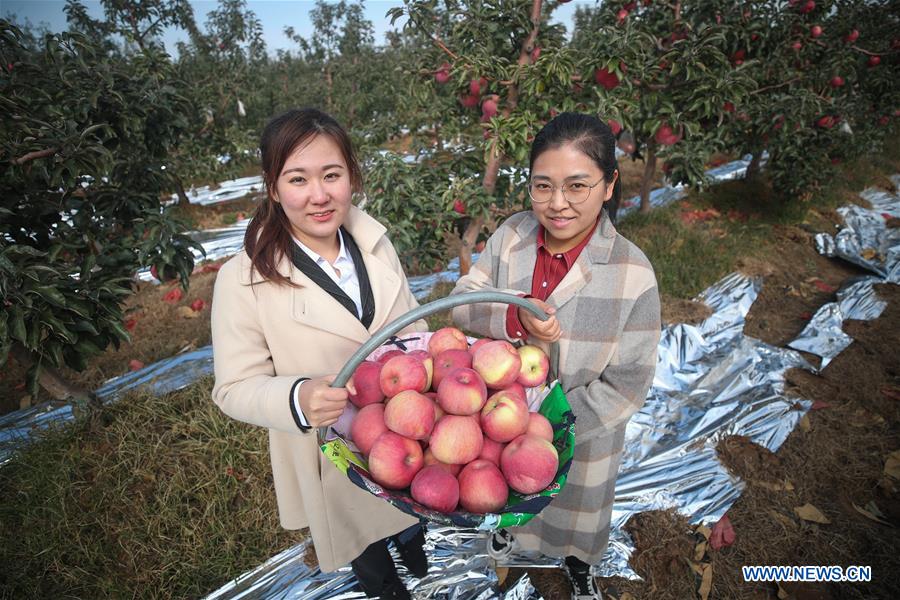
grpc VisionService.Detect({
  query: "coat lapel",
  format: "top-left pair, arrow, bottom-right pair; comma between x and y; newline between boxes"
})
549,212 -> 617,308
280,205 -> 396,344
288,260 -> 371,344
508,216 -> 540,290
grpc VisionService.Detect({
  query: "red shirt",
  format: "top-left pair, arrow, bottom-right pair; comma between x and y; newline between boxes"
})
505,218 -> 600,339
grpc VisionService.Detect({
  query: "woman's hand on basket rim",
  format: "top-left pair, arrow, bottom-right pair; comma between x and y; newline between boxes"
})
299,375 -> 355,428
518,298 -> 561,343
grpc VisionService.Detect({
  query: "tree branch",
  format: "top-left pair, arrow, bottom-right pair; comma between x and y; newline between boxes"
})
751,77 -> 803,95
138,16 -> 166,45
432,35 -> 460,61
14,147 -> 58,165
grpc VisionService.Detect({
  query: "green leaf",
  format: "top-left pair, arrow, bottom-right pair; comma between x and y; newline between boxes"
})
33,286 -> 67,308
71,320 -> 100,336
9,307 -> 26,343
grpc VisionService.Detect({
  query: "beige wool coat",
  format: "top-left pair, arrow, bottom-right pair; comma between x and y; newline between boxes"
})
451,210 -> 660,563
210,205 -> 426,573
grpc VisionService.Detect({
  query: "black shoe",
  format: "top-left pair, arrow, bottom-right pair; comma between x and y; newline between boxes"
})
394,526 -> 428,578
380,576 -> 412,600
563,556 -> 602,600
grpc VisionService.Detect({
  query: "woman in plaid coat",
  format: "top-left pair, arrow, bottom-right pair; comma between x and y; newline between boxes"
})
450,113 -> 660,600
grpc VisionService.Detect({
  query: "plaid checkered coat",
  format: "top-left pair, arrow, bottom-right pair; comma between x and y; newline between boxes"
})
451,210 -> 660,563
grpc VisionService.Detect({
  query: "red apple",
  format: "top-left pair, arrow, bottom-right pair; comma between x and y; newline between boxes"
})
429,415 -> 484,465
408,350 -> 433,392
723,102 -> 735,113
478,437 -> 506,465
494,381 -> 526,403
458,459 -> 509,513
437,367 -> 487,415
617,131 -> 636,155
616,8 -> 629,23
423,447 -> 462,476
481,98 -> 498,121
460,93 -> 480,108
516,344 -> 550,387
816,115 -> 835,129
469,78 -> 484,96
428,327 -> 469,357
429,393 -> 443,416
380,354 -> 429,397
411,465 -> 459,512
868,55 -> 881,67
844,29 -> 859,43
810,25 -> 823,38
830,76 -> 845,88
376,349 -> 405,364
608,118 -> 623,136
348,360 -> 385,408
472,340 -> 522,388
799,0 -> 815,13
435,62 -> 451,84
351,403 -> 389,456
481,390 -> 530,443
368,431 -> 424,490
433,349 -> 473,390
526,412 -> 554,442
500,434 -> 559,494
453,199 -> 466,214
654,123 -> 682,146
468,338 -> 492,356
792,41 -> 803,51
530,46 -> 541,62
593,67 -> 620,90
384,390 -> 436,440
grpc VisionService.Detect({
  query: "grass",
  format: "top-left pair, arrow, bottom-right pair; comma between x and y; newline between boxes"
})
0,378 -> 304,599
0,131 -> 897,598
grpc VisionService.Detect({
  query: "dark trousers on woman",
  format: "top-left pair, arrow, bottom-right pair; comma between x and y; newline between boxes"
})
351,523 -> 428,599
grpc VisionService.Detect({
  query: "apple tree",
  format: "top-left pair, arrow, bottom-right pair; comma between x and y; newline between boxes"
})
0,21 -> 202,405
170,0 -> 268,203
385,0 -> 592,275
709,0 -> 898,199
570,0 -> 756,211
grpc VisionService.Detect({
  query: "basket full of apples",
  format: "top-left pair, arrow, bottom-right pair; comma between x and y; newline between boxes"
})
321,291 -> 576,530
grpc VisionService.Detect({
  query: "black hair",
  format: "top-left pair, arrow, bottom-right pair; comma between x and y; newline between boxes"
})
529,112 -> 621,223
246,108 -> 362,286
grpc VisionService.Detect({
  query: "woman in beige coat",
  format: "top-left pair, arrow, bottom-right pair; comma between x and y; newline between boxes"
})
211,109 -> 427,600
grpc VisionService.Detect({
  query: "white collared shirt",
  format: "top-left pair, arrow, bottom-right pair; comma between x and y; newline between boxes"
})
292,229 -> 363,318
291,229 -> 363,429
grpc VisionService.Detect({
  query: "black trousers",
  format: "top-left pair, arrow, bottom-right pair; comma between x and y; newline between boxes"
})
350,524 -> 425,596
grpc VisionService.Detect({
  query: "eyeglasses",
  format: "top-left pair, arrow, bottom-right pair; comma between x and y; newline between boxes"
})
528,179 -> 604,204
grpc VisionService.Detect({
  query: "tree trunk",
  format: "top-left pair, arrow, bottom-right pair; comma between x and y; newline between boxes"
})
745,151 -> 762,180
640,143 -> 658,213
10,344 -> 100,409
325,65 -> 333,114
173,173 -> 191,207
458,0 -> 543,276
